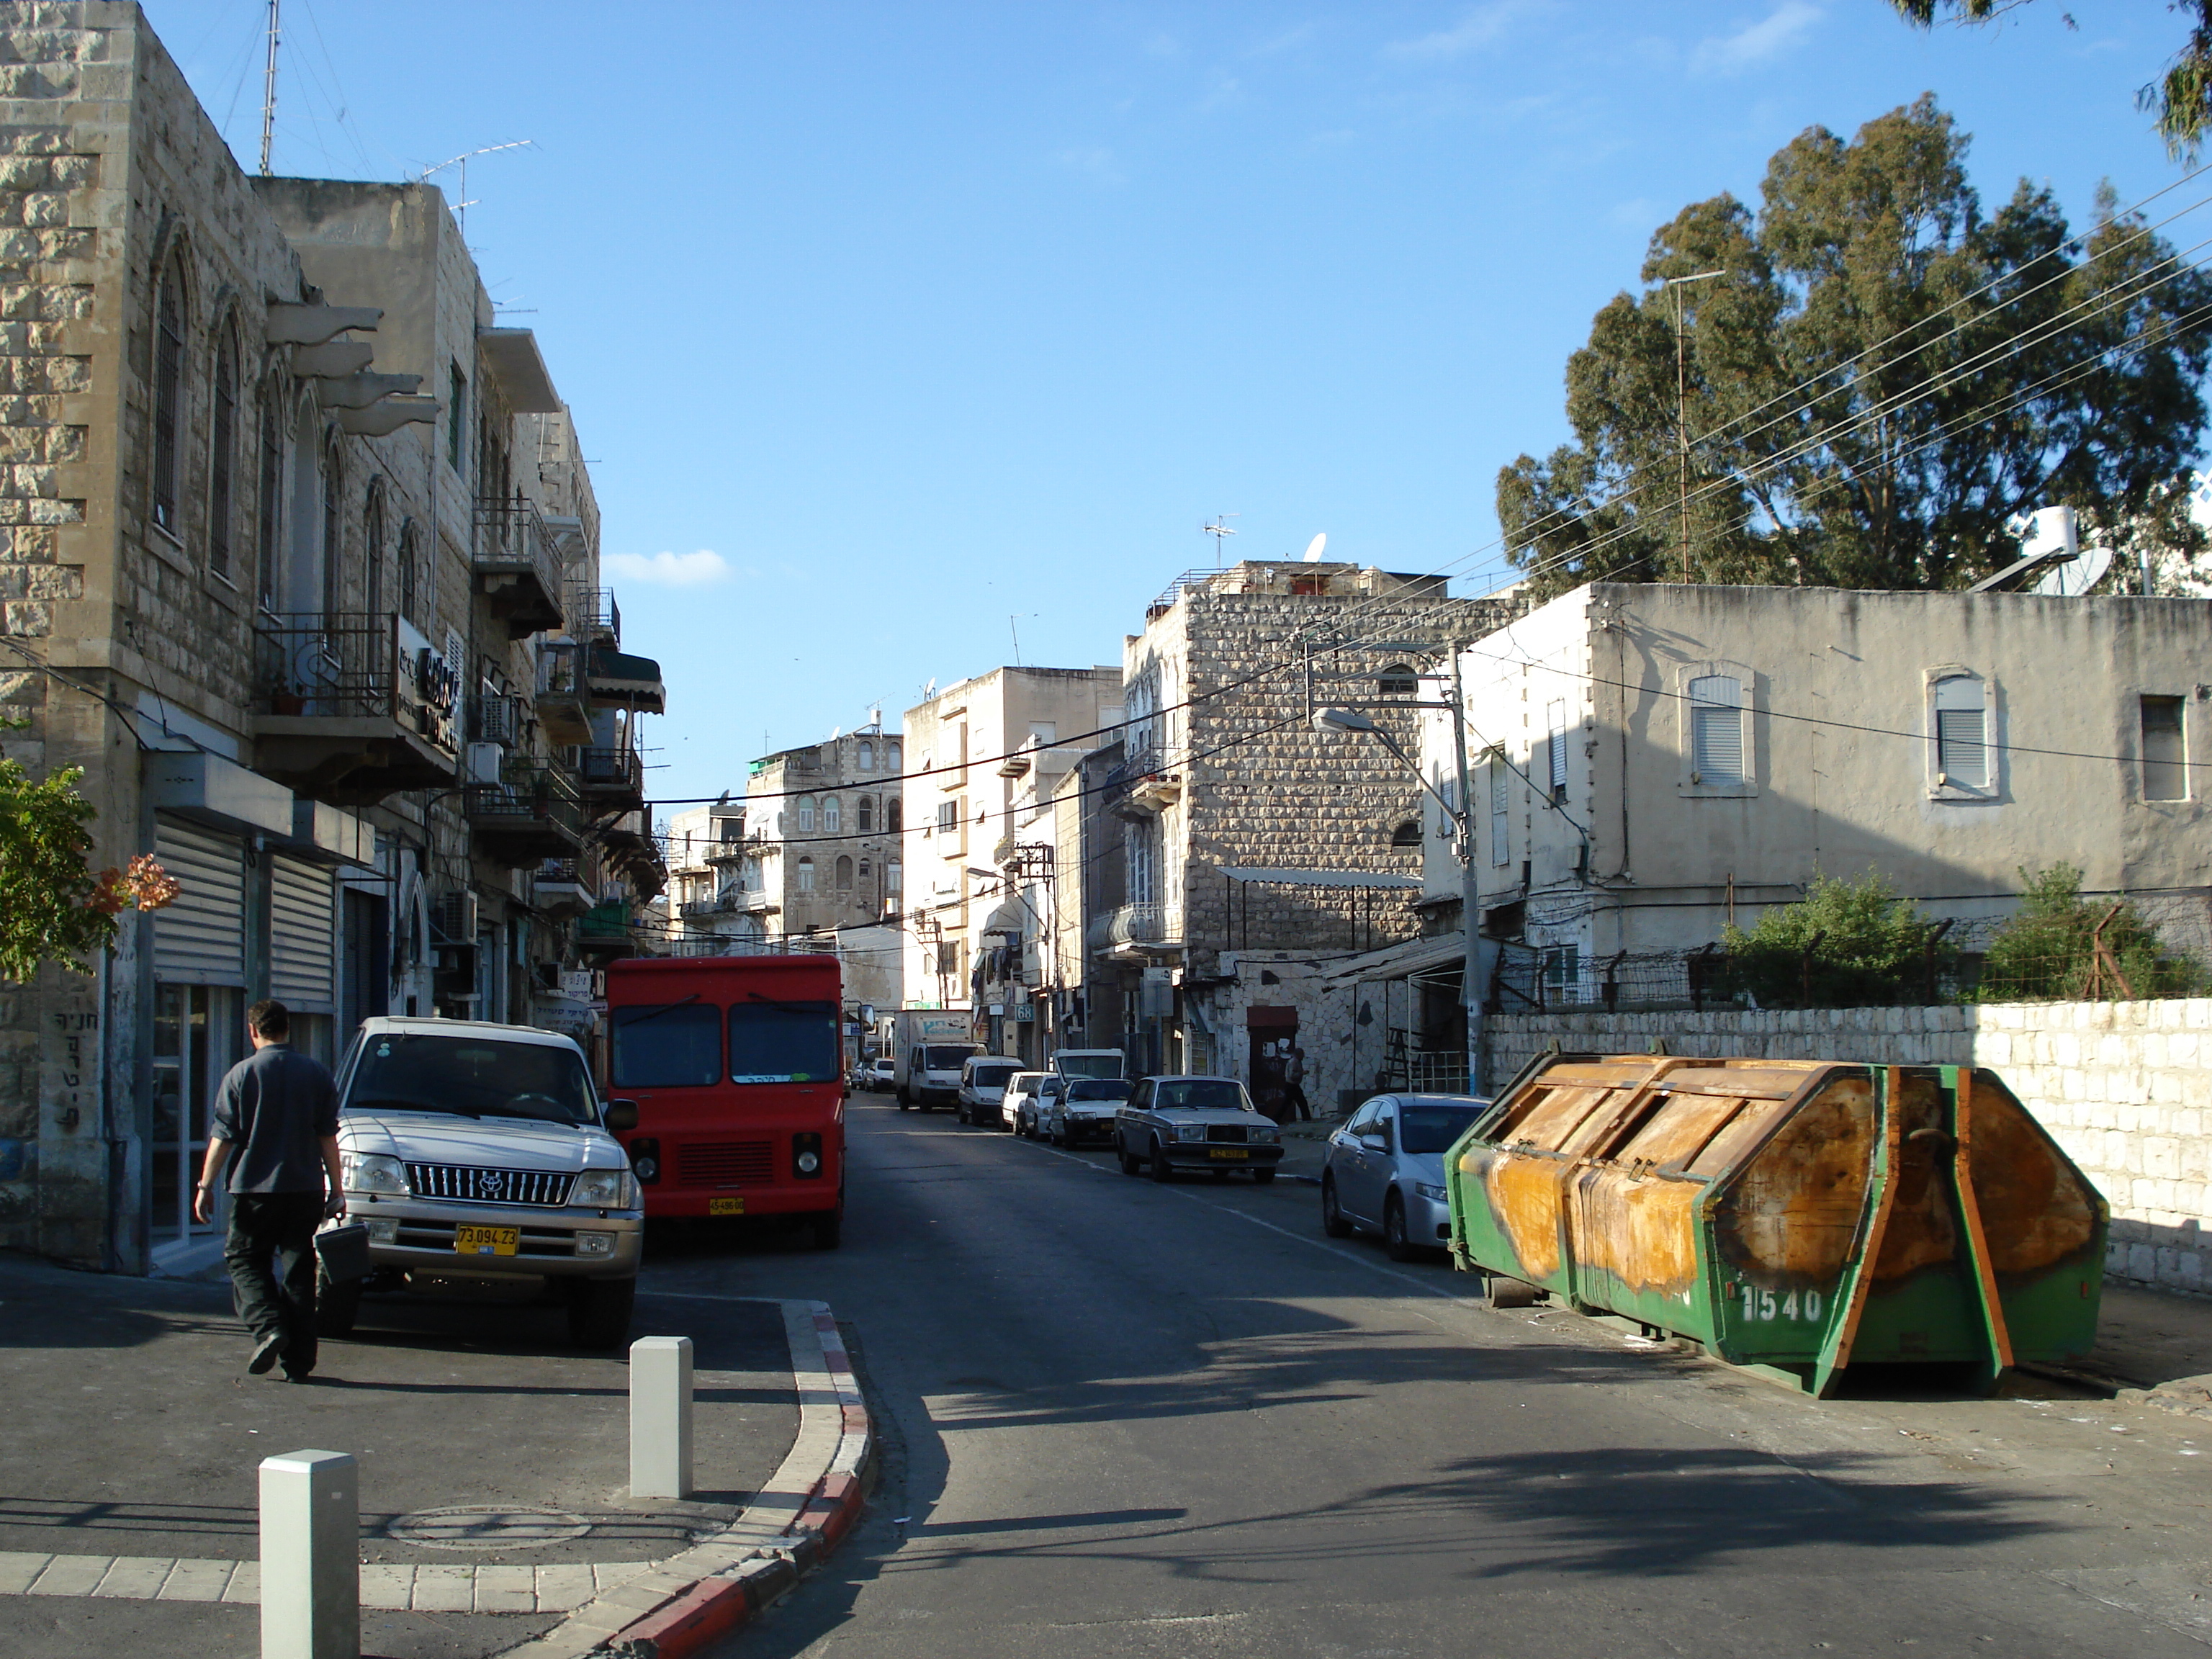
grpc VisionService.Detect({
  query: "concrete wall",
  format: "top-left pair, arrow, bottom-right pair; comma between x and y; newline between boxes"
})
1484,999 -> 2212,1295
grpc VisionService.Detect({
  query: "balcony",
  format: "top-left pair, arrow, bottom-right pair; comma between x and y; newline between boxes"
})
465,758 -> 583,866
534,858 -> 593,919
577,899 -> 637,961
597,811 -> 667,901
535,639 -> 592,745
1087,902 -> 1182,956
252,612 -> 459,804
474,491 -> 566,639
568,583 -> 620,647
578,745 -> 644,811
703,835 -> 756,866
1105,742 -> 1179,819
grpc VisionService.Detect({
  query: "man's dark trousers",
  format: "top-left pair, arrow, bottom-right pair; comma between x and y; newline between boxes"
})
225,1191 -> 321,1375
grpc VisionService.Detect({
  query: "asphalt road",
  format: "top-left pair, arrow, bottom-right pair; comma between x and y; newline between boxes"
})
662,1097 -> 2212,1659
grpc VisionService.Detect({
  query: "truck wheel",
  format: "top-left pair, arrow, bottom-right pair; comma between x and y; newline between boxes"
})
567,1277 -> 637,1350
314,1270 -> 361,1338
1321,1177 -> 1353,1237
1149,1141 -> 1174,1182
897,1089 -> 912,1111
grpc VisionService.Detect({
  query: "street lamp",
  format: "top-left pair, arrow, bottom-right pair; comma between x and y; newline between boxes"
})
1312,698 -> 1485,1096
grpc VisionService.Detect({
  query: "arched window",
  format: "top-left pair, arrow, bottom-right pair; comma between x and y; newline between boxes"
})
397,519 -> 419,624
796,795 -> 816,832
151,255 -> 186,536
887,796 -> 903,833
320,436 -> 343,626
796,856 -> 816,893
1378,663 -> 1419,698
1931,673 -> 1989,791
1390,819 -> 1422,847
835,855 -> 853,890
255,378 -> 283,610
363,483 -> 385,618
888,742 -> 902,772
208,321 -> 238,580
1688,674 -> 1745,787
856,795 -> 873,833
822,795 -> 841,833
857,741 -> 873,771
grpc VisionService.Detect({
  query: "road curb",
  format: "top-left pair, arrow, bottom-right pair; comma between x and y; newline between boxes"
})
500,1300 -> 873,1659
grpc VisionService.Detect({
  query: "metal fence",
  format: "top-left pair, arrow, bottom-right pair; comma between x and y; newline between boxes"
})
1492,891 -> 2212,1012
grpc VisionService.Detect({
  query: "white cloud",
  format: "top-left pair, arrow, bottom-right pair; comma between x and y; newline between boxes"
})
1691,2 -> 1821,75
605,549 -> 731,586
1380,3 -> 1522,63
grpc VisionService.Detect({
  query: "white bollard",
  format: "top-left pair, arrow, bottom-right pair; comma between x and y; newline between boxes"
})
259,1449 -> 359,1659
630,1335 -> 694,1498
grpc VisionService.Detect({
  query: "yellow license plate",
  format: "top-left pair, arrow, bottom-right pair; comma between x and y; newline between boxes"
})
454,1224 -> 518,1256
1208,1148 -> 1249,1159
708,1197 -> 745,1216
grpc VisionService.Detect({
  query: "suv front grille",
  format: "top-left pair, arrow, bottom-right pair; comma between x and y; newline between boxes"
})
676,1141 -> 775,1187
1205,1125 -> 1249,1144
405,1163 -> 574,1207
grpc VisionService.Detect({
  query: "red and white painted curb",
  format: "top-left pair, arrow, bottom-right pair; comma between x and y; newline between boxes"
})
503,1300 -> 874,1659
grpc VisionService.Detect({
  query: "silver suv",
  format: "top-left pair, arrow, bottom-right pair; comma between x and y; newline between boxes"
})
328,1017 -> 644,1348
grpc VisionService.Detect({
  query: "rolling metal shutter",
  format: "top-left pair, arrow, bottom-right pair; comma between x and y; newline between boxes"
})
152,822 -> 245,986
270,855 -> 336,1012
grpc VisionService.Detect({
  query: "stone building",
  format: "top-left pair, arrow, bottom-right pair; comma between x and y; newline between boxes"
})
1093,561 -> 1522,1105
0,5 -> 656,1273
900,665 -> 1123,1058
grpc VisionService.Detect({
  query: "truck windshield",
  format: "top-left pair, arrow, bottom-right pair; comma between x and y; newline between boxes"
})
1055,1053 -> 1123,1080
730,999 -> 840,1084
345,1035 -> 598,1125
922,1046 -> 976,1071
1153,1079 -> 1247,1111
611,1003 -> 721,1087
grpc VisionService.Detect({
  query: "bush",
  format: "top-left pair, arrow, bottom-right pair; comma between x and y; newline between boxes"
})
1977,865 -> 2206,1002
1721,871 -> 1954,1008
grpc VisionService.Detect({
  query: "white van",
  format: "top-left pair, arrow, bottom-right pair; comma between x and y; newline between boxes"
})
956,1056 -> 1025,1126
899,1039 -> 983,1111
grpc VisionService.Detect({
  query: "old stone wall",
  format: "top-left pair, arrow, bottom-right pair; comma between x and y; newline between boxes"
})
1485,999 -> 2212,1295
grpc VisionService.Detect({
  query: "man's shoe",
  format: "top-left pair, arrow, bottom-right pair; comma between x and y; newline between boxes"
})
247,1333 -> 285,1375
281,1367 -> 315,1384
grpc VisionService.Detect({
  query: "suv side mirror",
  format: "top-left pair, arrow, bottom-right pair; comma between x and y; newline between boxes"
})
604,1099 -> 640,1133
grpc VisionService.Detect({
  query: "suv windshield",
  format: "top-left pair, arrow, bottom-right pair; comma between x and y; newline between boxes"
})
730,999 -> 839,1084
611,1002 -> 721,1087
1401,1104 -> 1484,1156
346,1033 -> 598,1125
1066,1079 -> 1132,1103
922,1046 -> 976,1071
1154,1079 -> 1248,1112
970,1064 -> 1020,1090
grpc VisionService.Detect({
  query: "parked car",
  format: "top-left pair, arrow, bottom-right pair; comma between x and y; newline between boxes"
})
1019,1073 -> 1065,1139
1114,1075 -> 1284,1182
864,1058 -> 897,1093
1000,1070 -> 1043,1131
957,1056 -> 1025,1126
1044,1076 -> 1133,1146
899,1039 -> 983,1111
1321,1093 -> 1492,1261
327,1017 -> 644,1348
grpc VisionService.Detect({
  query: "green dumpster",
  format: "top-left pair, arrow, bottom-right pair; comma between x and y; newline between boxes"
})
1445,1055 -> 2106,1394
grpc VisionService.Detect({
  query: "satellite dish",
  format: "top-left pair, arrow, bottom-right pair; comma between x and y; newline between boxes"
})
1303,532 -> 1326,563
2032,544 -> 2113,597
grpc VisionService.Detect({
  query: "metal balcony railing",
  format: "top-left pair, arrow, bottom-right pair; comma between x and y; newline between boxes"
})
475,490 -> 560,585
1105,742 -> 1166,793
567,584 -> 621,646
255,611 -> 398,720
577,745 -> 643,798
1087,902 -> 1178,953
464,757 -> 583,838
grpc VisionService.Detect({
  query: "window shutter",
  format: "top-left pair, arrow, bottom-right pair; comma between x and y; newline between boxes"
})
1688,676 -> 1743,785
1488,755 -> 1510,867
1547,700 -> 1568,793
1932,675 -> 1989,789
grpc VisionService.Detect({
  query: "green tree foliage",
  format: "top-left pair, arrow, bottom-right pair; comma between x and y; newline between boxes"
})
1497,98 -> 2212,598
1722,871 -> 1955,1008
1892,2 -> 2212,161
1977,864 -> 2206,1002
0,751 -> 114,981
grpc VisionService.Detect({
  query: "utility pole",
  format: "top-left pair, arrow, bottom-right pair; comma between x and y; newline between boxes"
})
1449,646 -> 1483,1094
258,0 -> 280,177
1666,269 -> 1726,584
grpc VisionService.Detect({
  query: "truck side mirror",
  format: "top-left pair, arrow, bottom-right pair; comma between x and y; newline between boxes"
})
604,1099 -> 640,1133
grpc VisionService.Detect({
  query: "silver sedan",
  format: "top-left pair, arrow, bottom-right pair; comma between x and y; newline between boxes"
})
1321,1093 -> 1491,1260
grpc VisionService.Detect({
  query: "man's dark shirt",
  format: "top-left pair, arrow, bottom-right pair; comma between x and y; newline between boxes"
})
211,1044 -> 339,1194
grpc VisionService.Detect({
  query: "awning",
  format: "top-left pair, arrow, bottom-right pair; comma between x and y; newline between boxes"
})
588,646 -> 665,714
1219,866 -> 1422,891
979,896 -> 1025,938
478,328 -> 562,413
1321,931 -> 1470,984
144,750 -> 294,839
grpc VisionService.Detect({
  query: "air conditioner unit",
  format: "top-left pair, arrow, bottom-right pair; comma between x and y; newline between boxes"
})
466,742 -> 503,784
433,889 -> 479,943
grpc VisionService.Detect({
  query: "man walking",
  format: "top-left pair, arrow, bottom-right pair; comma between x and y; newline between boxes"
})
192,999 -> 343,1381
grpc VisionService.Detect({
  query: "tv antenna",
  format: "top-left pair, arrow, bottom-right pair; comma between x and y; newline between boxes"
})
1202,513 -> 1238,567
417,139 -> 536,240
258,0 -> 280,176
1009,613 -> 1035,666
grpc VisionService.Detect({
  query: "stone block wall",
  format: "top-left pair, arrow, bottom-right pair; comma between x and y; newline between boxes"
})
1485,999 -> 2212,1296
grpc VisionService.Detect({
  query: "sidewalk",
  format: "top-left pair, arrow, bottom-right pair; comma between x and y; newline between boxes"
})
0,1253 -> 797,1659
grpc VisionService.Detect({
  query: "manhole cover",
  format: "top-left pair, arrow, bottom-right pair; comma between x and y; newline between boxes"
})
385,1506 -> 592,1550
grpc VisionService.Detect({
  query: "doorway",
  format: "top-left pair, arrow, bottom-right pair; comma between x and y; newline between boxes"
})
150,984 -> 240,1247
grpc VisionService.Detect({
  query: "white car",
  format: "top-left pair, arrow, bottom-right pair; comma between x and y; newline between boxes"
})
328,1017 -> 644,1348
1043,1076 -> 1133,1146
1000,1071 -> 1043,1131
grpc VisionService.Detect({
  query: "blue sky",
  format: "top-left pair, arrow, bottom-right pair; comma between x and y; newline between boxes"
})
147,1 -> 2200,804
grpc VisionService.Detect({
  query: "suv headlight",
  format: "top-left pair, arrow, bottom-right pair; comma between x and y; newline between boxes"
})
572,1168 -> 639,1209
342,1152 -> 408,1195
